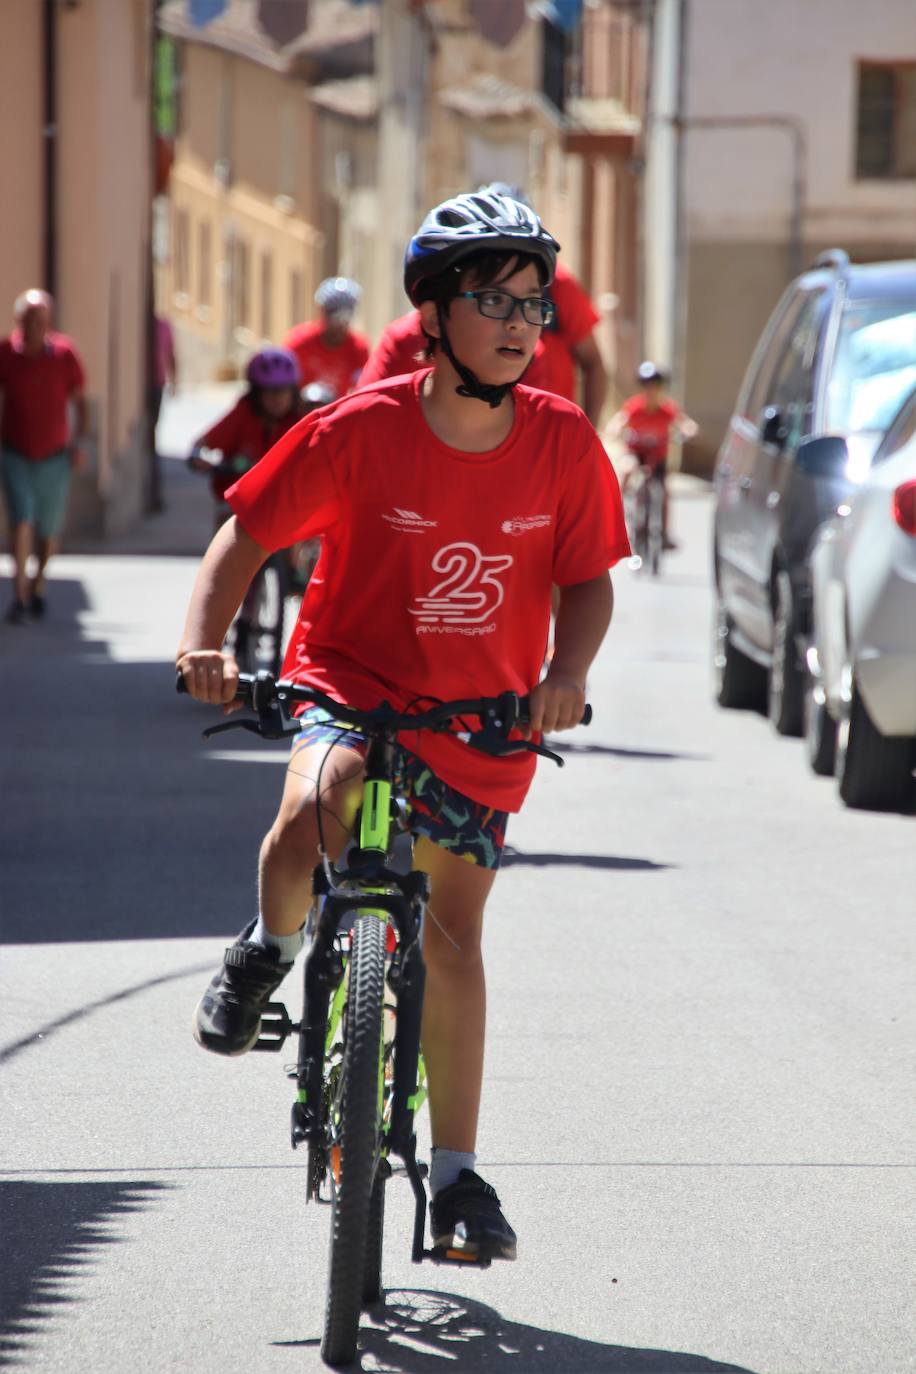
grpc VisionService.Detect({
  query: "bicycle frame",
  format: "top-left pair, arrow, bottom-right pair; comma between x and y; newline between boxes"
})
258,723 -> 436,1264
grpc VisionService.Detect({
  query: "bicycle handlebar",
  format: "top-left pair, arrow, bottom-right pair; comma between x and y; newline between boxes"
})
177,670 -> 591,764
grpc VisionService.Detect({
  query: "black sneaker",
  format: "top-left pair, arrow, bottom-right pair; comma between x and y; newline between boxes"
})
6,600 -> 29,626
430,1169 -> 517,1261
193,924 -> 291,1056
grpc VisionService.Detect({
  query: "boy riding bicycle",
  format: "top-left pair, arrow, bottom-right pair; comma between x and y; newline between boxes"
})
608,361 -> 698,549
177,189 -> 630,1260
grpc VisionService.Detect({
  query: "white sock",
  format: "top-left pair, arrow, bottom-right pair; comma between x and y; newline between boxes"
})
429,1147 -> 477,1196
251,915 -> 304,964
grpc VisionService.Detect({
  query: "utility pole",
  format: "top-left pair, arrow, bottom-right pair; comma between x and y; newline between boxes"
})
374,0 -> 428,333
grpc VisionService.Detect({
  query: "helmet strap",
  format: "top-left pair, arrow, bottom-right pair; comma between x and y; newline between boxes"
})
435,306 -> 521,410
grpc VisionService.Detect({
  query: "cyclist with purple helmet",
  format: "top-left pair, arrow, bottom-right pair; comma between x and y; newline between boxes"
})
188,348 -> 309,521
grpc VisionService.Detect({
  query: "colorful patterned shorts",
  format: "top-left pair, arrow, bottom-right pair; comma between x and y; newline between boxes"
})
290,707 -> 509,870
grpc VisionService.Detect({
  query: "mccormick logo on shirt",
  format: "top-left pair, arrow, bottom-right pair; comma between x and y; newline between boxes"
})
500,514 -> 552,536
383,507 -> 438,533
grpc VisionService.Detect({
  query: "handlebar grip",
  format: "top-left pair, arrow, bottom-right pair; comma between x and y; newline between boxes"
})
581,704 -> 592,726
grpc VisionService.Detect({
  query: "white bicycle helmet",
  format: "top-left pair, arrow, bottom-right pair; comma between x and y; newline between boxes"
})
315,277 -> 361,315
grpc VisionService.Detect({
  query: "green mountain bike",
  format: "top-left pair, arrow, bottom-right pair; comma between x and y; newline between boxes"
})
184,670 -> 588,1368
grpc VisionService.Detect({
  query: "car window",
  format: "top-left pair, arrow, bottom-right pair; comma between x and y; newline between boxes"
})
826,302 -> 916,437
872,383 -> 916,465
767,291 -> 825,450
738,289 -> 807,423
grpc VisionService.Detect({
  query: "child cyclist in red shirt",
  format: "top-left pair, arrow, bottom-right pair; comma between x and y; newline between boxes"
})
177,190 -> 630,1260
188,348 -> 306,529
608,360 -> 698,549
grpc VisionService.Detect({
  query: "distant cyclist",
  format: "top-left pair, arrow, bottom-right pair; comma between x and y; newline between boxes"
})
608,361 -> 698,550
177,187 -> 630,1263
188,348 -> 306,531
360,183 -> 608,427
284,277 -> 369,399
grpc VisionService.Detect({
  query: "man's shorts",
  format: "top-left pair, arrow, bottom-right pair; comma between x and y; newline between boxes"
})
1,448 -> 72,538
290,707 -> 509,870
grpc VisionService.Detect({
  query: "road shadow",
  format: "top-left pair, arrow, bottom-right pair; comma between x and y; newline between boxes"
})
548,740 -> 709,762
276,1288 -> 758,1372
0,1179 -> 170,1368
502,846 -> 670,872
2,605 -> 284,943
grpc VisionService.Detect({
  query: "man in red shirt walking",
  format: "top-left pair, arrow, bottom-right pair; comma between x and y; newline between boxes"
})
283,277 -> 369,400
0,290 -> 88,623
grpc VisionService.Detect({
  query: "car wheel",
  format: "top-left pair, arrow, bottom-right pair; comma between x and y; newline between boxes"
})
768,569 -> 804,737
803,665 -> 836,776
835,680 -> 916,812
713,595 -> 768,711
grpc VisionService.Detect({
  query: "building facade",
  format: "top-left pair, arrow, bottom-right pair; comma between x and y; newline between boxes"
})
0,0 -> 155,538
645,0 -> 916,473
155,0 -> 649,417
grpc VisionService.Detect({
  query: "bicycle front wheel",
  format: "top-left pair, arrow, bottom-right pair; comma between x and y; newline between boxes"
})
321,914 -> 386,1368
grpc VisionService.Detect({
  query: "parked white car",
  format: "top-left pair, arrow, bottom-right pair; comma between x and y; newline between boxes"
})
805,387 -> 916,810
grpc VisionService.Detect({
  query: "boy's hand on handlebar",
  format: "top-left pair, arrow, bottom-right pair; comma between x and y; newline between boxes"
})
176,651 -> 243,712
525,670 -> 587,737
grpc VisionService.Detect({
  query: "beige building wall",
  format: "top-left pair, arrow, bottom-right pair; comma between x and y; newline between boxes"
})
161,42 -> 327,381
0,0 -> 153,538
0,0 -> 43,310
680,0 -> 916,472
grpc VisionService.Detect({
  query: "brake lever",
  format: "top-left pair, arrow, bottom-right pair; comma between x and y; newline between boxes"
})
456,730 -> 565,767
201,718 -> 264,741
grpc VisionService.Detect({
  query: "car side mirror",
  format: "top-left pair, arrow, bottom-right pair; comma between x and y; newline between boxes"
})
794,434 -> 848,478
760,406 -> 786,448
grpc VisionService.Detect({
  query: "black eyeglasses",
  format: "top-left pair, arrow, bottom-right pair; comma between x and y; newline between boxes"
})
457,289 -> 556,327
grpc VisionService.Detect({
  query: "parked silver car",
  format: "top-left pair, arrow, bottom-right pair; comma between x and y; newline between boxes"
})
805,387 -> 916,810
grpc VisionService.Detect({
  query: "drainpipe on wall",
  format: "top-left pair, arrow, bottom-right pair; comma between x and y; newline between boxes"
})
42,0 -> 58,297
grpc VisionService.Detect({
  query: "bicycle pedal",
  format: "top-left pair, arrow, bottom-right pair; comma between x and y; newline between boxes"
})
252,1001 -> 297,1051
425,1246 -> 492,1269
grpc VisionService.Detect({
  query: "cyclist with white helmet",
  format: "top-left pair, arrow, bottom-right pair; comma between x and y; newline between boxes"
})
284,276 -> 369,400
177,190 -> 630,1262
607,360 -> 698,549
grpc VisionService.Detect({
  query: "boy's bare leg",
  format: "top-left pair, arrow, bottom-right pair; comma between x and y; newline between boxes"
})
413,837 -> 497,1154
258,741 -> 366,934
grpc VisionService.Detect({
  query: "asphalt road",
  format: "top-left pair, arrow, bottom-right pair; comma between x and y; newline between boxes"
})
2,432 -> 914,1374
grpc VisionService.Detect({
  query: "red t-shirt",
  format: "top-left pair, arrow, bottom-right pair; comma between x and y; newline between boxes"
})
195,395 -> 303,499
0,331 -> 85,460
620,394 -> 680,465
358,311 -> 428,386
533,264 -> 600,403
227,370 -> 630,811
283,321 -> 369,399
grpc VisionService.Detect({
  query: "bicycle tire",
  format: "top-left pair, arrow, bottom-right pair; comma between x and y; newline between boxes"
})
647,477 -> 663,576
361,1165 -> 386,1306
321,914 -> 386,1368
258,556 -> 287,677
